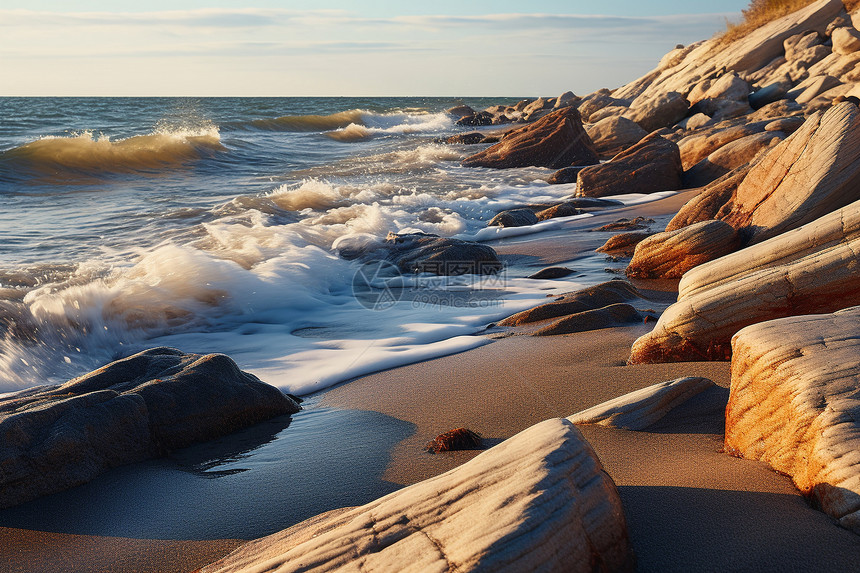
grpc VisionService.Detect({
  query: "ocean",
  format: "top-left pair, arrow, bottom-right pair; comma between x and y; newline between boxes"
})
0,96 -> 665,397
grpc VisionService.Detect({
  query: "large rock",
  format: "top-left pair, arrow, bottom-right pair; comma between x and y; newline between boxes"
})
586,116 -> 648,158
0,347 -> 300,508
578,91 -> 630,122
720,102 -> 860,243
570,377 -> 716,430
382,233 -> 502,275
677,122 -> 769,170
575,135 -> 682,198
201,418 -> 634,573
724,308 -> 860,533
665,162 -> 753,232
626,220 -> 741,279
831,26 -> 860,54
462,107 -> 599,169
682,130 -> 784,188
623,91 -> 689,132
786,74 -> 842,103
628,198 -> 860,363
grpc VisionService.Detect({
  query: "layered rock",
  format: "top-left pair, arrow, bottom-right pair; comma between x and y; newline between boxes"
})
586,116 -> 648,158
0,347 -> 300,508
498,281 -> 640,327
626,220 -> 741,279
665,163 -> 753,232
628,198 -> 860,363
596,231 -> 653,256
462,107 -> 599,169
576,135 -> 682,198
570,377 -> 716,430
682,130 -> 784,188
724,308 -> 860,533
201,418 -> 634,573
532,303 -> 642,336
623,91 -> 689,132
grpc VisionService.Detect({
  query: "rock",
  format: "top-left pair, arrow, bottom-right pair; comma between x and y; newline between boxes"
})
555,90 -> 579,108
527,266 -> 576,280
596,232 -> 653,256
383,233 -> 502,275
462,107 -> 599,169
694,99 -> 752,123
535,202 -> 581,221
595,217 -> 654,232
576,135 -> 683,198
747,99 -> 804,121
724,308 -> 860,533
569,377 -> 716,430
682,131 -> 785,188
748,82 -> 789,109
691,72 -> 750,105
447,104 -> 475,118
488,208 -> 539,228
626,220 -> 741,279
533,303 -> 642,336
456,111 -> 493,126
831,26 -> 860,54
498,280 -> 641,327
721,102 -> 860,243
786,74 -> 842,103
623,91 -> 690,132
628,197 -> 860,364
809,51 -> 860,80
0,347 -> 300,508
586,116 -> 648,158
446,132 -> 488,145
665,162 -> 754,232
825,13 -> 852,36
764,116 -> 804,133
546,166 -> 585,185
564,197 -> 624,210
677,122 -> 769,170
523,97 -> 552,117
200,418 -> 634,573
678,113 -> 711,130
803,83 -> 855,112
578,91 -> 630,122
784,31 -> 823,61
588,105 -> 632,124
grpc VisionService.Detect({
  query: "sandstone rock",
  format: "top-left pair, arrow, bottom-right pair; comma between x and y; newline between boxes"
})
578,91 -> 629,122
682,131 -> 784,188
535,202 -> 581,221
533,303 -> 642,336
624,91 -> 690,132
498,281 -> 640,327
383,233 -> 502,275
555,91 -> 579,108
523,97 -> 552,117
693,99 -> 752,123
546,166 -> 584,184
786,74 -> 842,103
825,12 -> 851,36
691,72 -> 750,104
588,105 -> 632,124
721,102 -> 860,243
576,135 -> 683,198
748,81 -> 789,109
527,266 -> 575,280
832,26 -> 860,54
678,113 -> 711,130
677,122 -> 769,170
626,220 -> 741,279
569,377 -> 716,430
595,217 -> 654,232
628,197 -> 860,363
724,308 -> 860,533
0,347 -> 300,508
200,418 -> 633,573
488,209 -> 539,228
666,163 -> 754,232
803,83 -> 855,112
586,116 -> 648,158
764,116 -> 805,133
747,99 -> 804,121
784,31 -> 823,61
596,232 -> 653,256
462,107 -> 599,169
806,50 -> 860,79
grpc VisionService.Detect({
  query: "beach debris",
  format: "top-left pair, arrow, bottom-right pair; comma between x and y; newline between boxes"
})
569,376 -> 716,430
201,419 -> 633,573
425,427 -> 484,453
725,308 -> 860,534
595,217 -> 654,232
0,347 -> 300,509
626,219 -> 741,279
462,106 -> 599,169
629,197 -> 860,364
576,135 -> 683,198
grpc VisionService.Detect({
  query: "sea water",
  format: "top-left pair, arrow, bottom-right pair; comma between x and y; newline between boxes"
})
0,96 -> 657,396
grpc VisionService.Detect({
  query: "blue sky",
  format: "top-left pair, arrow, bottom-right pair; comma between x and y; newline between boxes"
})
0,2 -> 749,96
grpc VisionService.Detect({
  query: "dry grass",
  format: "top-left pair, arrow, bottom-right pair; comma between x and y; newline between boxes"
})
717,0 -> 860,46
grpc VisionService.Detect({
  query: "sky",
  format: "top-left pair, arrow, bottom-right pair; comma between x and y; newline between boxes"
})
0,1 -> 750,96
